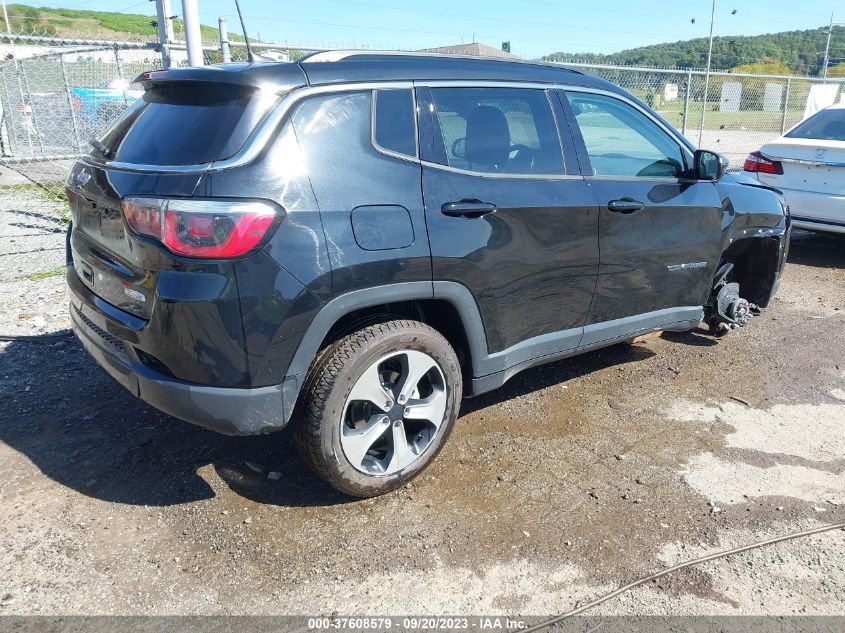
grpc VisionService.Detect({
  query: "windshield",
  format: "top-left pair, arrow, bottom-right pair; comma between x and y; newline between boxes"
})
93,82 -> 278,166
786,108 -> 845,142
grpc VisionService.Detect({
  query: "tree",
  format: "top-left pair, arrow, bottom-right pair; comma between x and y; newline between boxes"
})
731,61 -> 794,76
541,26 -> 845,77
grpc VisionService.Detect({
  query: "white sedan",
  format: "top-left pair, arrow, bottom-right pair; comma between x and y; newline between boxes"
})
743,103 -> 845,234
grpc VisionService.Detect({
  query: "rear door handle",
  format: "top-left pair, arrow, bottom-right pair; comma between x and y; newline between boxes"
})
441,199 -> 497,218
607,198 -> 645,214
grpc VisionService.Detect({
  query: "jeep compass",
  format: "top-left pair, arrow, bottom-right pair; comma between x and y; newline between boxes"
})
66,52 -> 790,497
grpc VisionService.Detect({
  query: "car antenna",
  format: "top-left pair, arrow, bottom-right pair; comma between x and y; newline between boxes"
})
233,0 -> 255,63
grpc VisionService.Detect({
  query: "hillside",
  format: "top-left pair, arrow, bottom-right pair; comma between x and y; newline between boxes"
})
543,26 -> 845,76
0,3 -> 244,42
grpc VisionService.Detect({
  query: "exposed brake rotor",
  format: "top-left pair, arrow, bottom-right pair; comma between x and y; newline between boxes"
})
707,274 -> 759,336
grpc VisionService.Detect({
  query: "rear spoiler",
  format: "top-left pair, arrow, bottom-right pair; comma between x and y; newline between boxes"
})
131,63 -> 307,93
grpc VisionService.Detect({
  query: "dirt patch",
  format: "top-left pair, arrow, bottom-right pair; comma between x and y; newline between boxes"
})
0,229 -> 844,616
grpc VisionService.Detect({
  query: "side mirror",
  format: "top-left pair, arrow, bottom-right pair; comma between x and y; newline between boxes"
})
451,137 -> 466,160
694,149 -> 729,180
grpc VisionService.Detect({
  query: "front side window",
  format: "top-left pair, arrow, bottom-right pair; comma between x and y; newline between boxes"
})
428,87 -> 564,175
565,92 -> 686,178
373,89 -> 416,158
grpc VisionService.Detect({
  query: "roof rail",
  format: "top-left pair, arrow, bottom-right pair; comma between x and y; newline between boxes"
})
300,50 -> 361,63
299,49 -> 583,74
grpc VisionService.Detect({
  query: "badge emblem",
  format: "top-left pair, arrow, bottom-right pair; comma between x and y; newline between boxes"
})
72,170 -> 91,188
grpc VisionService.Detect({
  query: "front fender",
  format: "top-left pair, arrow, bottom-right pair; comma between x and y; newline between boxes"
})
714,174 -> 790,307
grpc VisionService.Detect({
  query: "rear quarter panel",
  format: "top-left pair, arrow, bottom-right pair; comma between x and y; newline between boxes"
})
211,90 -> 432,388
203,119 -> 332,387
288,90 -> 431,294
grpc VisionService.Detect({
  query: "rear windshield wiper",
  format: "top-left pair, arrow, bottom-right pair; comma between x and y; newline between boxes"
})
89,139 -> 113,159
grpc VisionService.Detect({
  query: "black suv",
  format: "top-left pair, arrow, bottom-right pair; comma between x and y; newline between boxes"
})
66,52 -> 790,497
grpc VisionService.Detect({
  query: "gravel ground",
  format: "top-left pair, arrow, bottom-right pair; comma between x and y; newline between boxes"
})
0,229 -> 843,618
698,129 -> 779,172
0,184 -> 67,283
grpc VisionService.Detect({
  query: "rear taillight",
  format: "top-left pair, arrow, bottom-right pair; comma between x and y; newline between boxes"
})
70,94 -> 82,112
743,151 -> 783,175
131,69 -> 168,88
123,197 -> 163,239
122,197 -> 279,258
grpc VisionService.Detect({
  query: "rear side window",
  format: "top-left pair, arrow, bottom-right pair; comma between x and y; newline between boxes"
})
786,108 -> 845,142
95,82 -> 278,166
428,87 -> 564,176
373,89 -> 416,158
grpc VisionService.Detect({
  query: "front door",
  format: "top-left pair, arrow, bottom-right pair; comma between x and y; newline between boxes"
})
559,90 -> 724,328
417,85 -> 600,358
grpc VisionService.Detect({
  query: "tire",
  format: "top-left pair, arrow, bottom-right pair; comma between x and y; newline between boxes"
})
293,318 -> 462,497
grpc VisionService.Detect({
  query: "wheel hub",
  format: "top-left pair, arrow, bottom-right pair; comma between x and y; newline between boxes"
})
388,403 -> 406,421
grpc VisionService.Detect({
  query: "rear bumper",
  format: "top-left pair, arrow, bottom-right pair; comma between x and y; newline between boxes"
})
790,217 -> 845,234
779,188 -> 845,234
68,267 -> 287,436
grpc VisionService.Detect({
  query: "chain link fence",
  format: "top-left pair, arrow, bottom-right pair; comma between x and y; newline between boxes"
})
0,38 -> 155,285
0,29 -> 843,287
0,28 -> 311,288
566,62 -> 844,168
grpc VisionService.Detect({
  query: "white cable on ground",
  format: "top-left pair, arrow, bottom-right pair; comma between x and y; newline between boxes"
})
521,521 -> 845,633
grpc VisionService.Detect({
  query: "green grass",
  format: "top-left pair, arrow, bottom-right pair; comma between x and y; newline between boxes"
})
0,181 -> 67,205
1,4 -> 247,41
18,266 -> 65,281
655,105 -> 807,132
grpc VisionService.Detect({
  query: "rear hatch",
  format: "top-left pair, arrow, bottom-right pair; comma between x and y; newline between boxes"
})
67,73 -> 289,319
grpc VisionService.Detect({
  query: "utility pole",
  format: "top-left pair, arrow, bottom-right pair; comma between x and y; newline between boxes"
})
181,0 -> 204,66
2,0 -> 36,153
699,0 -> 717,145
218,16 -> 231,63
823,12 -> 834,78
154,0 -> 175,68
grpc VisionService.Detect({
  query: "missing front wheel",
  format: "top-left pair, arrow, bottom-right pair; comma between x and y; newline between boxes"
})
704,264 -> 760,336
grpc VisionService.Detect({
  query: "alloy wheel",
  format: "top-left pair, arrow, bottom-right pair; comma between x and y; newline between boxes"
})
340,350 -> 448,476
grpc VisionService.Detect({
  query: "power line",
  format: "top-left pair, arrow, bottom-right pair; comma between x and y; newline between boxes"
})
328,0 -> 836,42
524,0 -> 693,21
116,0 -> 152,12
526,0 -> 833,31
201,9 -> 682,41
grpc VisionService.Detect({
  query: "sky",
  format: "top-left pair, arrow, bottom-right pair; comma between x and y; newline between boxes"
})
28,0 -> 844,59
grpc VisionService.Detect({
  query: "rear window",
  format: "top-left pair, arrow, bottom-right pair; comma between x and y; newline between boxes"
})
786,108 -> 845,142
94,82 -> 278,166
